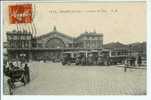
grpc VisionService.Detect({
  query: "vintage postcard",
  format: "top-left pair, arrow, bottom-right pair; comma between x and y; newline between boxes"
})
1,0 -> 146,96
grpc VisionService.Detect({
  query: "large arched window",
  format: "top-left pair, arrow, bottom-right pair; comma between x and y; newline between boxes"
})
45,38 -> 65,48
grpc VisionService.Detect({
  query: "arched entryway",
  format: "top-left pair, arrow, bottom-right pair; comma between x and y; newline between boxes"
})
45,38 -> 65,48
44,38 -> 65,61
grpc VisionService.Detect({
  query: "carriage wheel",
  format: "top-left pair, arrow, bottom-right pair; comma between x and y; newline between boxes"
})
62,62 -> 66,65
7,79 -> 13,95
75,62 -> 79,65
66,61 -> 70,65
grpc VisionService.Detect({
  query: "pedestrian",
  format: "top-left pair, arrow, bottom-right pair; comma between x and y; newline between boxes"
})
133,57 -> 136,66
137,56 -> 142,66
124,66 -> 127,72
130,57 -> 133,66
24,64 -> 30,83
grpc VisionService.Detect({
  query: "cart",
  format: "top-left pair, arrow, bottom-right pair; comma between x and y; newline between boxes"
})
4,66 -> 30,95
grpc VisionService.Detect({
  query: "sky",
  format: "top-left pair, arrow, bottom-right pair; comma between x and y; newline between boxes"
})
3,2 -> 146,44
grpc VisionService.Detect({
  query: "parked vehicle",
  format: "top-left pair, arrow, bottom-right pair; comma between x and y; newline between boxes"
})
61,50 -> 129,66
75,50 -> 99,65
62,52 -> 76,65
75,51 -> 87,65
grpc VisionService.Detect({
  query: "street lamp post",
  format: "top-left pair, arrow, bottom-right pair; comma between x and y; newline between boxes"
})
129,45 -> 132,66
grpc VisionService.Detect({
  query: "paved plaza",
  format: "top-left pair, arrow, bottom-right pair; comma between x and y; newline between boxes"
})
4,61 -> 146,95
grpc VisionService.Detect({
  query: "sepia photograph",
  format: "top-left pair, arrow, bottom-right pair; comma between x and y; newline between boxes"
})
2,1 -> 147,95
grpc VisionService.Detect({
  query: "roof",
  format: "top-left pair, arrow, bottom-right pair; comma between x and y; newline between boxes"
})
36,27 -> 73,40
104,42 -> 127,49
77,32 -> 103,40
6,30 -> 32,35
36,31 -> 73,40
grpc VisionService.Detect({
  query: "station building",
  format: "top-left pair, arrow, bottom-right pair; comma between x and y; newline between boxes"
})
6,26 -> 103,61
5,26 -> 146,65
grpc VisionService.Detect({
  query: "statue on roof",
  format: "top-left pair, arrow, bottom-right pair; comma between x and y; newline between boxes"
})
93,29 -> 96,33
53,26 -> 57,32
85,30 -> 88,33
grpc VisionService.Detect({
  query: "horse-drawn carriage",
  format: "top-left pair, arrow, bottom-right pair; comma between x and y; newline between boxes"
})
4,53 -> 30,95
4,63 -> 30,95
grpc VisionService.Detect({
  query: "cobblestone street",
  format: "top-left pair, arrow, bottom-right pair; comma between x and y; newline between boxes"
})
4,61 -> 146,95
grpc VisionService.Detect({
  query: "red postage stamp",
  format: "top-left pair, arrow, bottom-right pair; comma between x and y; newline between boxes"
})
9,4 -> 32,24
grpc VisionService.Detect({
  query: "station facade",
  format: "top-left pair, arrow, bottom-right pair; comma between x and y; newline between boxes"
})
6,26 -> 103,61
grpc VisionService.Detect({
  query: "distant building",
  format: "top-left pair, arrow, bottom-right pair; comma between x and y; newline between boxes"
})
104,42 -> 146,65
